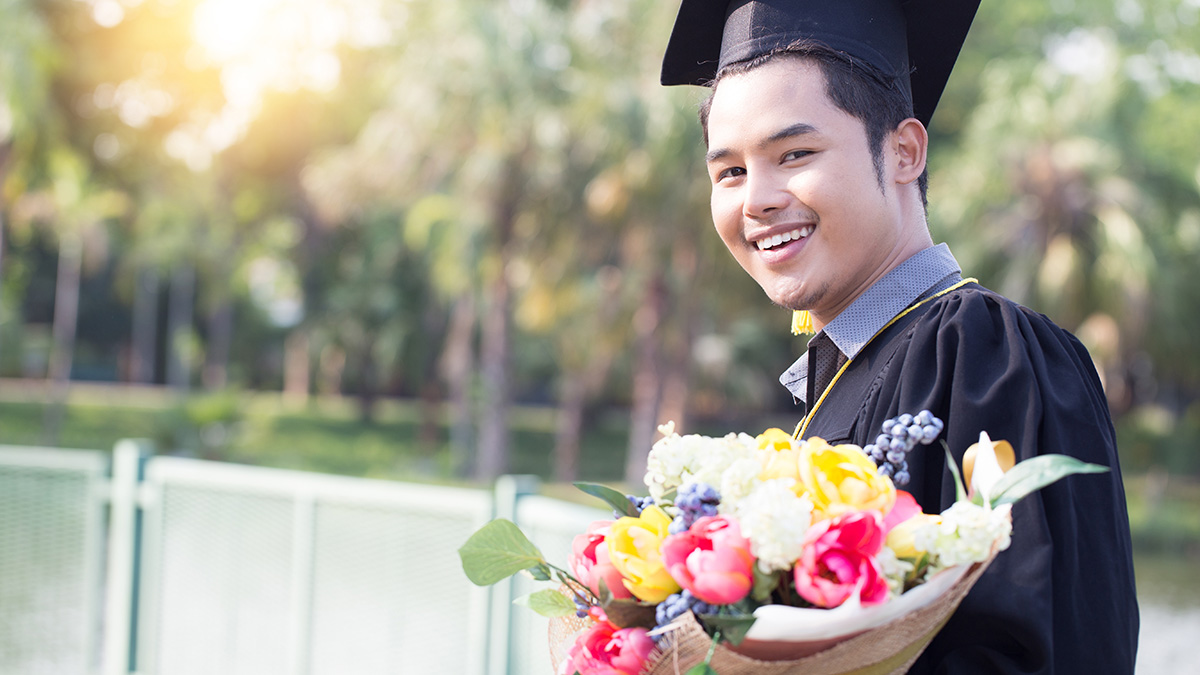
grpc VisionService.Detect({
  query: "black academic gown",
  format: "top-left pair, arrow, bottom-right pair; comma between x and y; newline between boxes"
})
800,283 -> 1139,675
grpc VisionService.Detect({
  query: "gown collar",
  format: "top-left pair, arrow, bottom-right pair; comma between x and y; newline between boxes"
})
780,243 -> 963,403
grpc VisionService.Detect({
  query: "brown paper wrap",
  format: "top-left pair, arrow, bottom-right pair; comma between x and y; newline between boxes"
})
550,551 -> 995,675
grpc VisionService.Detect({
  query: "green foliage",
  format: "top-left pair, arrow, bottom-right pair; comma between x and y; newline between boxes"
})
945,446 -> 968,504
457,518 -> 548,586
1,0 -> 1198,480
514,589 -> 576,618
573,482 -> 639,516
989,455 -> 1110,507
699,610 -> 757,646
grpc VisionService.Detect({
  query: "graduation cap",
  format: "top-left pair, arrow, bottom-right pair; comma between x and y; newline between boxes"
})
660,0 -> 981,126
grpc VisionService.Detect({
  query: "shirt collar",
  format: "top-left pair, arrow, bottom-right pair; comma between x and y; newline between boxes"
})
779,243 -> 963,402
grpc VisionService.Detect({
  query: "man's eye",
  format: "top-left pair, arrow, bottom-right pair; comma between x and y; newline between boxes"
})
783,150 -> 812,162
717,167 -> 746,181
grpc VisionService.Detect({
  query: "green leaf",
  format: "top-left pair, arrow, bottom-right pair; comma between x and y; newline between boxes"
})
685,665 -> 719,675
750,566 -> 780,603
514,589 -> 577,618
457,519 -> 546,586
700,611 -> 757,646
990,455 -> 1109,507
522,564 -> 552,581
944,445 -> 968,503
573,482 -> 640,517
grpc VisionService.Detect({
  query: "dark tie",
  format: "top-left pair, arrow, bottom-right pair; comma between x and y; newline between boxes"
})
807,334 -> 847,409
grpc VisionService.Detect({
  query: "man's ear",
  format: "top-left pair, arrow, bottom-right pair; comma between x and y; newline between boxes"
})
892,118 -> 928,186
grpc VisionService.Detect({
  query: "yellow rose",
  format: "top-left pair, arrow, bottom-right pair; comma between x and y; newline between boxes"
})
799,438 -> 896,520
606,506 -> 681,603
887,513 -> 941,559
756,428 -> 804,487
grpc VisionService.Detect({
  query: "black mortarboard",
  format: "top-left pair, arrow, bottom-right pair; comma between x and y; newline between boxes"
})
660,0 -> 980,125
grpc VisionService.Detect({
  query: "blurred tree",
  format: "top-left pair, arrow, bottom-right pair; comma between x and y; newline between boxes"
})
11,150 -> 127,442
930,0 -> 1200,418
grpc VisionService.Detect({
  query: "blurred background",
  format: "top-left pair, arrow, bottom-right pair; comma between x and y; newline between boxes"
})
0,0 -> 1198,671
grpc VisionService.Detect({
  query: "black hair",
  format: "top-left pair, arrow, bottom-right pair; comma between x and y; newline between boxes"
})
698,41 -> 929,207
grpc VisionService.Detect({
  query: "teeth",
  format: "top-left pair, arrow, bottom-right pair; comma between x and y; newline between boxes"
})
757,226 -> 812,250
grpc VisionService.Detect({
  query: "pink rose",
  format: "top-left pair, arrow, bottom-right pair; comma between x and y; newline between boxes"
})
558,619 -> 654,675
660,515 -> 755,606
794,511 -> 888,608
569,521 -> 633,600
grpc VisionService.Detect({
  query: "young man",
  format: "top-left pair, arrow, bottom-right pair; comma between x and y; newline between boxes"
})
661,0 -> 1139,672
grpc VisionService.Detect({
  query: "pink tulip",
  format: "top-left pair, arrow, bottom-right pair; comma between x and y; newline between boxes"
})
559,619 -> 655,675
661,515 -> 755,606
569,521 -> 633,600
882,490 -> 922,534
794,511 -> 889,608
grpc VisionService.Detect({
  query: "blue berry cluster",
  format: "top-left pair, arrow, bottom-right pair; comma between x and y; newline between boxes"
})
669,482 -> 720,534
614,494 -> 657,519
655,589 -> 715,627
573,595 -> 591,618
864,410 -> 944,487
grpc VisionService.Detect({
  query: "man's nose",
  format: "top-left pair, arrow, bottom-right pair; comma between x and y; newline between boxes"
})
743,170 -> 790,218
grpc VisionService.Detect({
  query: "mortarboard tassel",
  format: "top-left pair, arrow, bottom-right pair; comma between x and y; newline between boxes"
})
791,310 -> 814,335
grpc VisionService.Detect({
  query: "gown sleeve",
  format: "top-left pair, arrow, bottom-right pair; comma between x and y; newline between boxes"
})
855,287 -> 1139,675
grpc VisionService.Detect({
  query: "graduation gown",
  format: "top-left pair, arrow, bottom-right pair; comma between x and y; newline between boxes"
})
800,283 -> 1139,674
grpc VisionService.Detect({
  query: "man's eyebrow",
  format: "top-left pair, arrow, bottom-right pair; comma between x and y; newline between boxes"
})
765,122 -> 818,146
705,122 -> 820,164
706,147 -> 731,164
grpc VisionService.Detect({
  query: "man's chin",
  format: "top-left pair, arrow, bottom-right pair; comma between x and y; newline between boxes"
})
762,285 -> 820,313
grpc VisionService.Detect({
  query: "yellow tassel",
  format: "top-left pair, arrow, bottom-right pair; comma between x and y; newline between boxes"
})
791,310 -> 814,335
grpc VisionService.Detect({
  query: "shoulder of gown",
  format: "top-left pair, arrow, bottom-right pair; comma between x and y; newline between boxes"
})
847,284 -> 1139,674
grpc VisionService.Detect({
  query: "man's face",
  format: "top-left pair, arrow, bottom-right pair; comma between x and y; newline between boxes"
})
705,57 -> 910,323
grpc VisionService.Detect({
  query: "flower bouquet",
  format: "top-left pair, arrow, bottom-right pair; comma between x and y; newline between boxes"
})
458,411 -> 1107,675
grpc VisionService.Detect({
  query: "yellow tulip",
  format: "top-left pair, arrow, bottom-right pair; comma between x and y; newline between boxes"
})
963,432 -> 1016,501
799,438 -> 896,520
606,506 -> 681,603
756,428 -> 804,487
887,513 -> 941,559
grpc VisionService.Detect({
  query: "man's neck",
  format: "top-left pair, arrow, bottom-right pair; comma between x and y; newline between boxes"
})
810,227 -> 934,331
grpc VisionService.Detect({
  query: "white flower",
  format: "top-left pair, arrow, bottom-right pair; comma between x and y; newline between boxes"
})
914,501 -> 1012,571
726,479 -> 814,573
718,457 -> 764,507
875,546 -> 915,598
644,423 -> 756,503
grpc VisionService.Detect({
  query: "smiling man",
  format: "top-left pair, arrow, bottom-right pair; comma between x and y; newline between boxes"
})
662,0 -> 1138,672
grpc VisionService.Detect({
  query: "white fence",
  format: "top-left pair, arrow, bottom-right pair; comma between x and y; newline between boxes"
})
0,442 -> 606,675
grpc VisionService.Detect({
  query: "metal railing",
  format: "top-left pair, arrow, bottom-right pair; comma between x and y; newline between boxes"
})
0,442 -> 605,675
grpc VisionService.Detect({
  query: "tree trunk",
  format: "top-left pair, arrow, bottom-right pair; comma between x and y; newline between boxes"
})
130,266 -> 159,384
0,140 -> 10,368
202,296 -> 233,390
475,157 -> 524,482
439,293 -> 476,477
318,343 -> 345,396
0,205 -> 6,369
476,272 -> 510,481
42,234 -> 83,446
283,329 -> 310,405
554,377 -> 588,482
657,240 -> 699,437
167,264 -> 195,391
357,340 -> 378,424
625,274 -> 667,485
552,271 -> 622,482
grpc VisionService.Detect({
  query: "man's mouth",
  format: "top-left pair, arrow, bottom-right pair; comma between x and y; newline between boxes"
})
755,225 -> 814,251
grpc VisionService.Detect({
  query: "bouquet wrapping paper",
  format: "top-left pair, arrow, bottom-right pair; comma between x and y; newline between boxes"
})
550,548 -> 995,675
